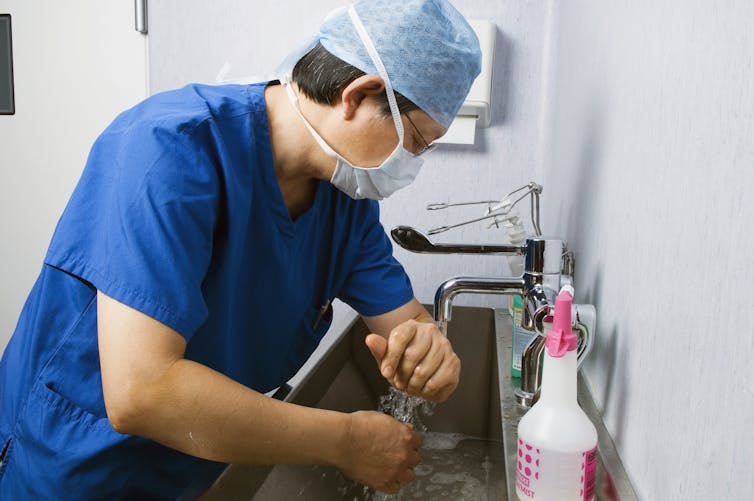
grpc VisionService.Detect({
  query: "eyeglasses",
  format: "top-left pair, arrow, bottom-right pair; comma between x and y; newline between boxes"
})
404,113 -> 437,156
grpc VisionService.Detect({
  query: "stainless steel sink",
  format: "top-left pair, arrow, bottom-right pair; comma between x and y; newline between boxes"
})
200,306 -> 506,500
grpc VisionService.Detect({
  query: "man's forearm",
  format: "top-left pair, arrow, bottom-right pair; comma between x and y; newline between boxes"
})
118,358 -> 350,466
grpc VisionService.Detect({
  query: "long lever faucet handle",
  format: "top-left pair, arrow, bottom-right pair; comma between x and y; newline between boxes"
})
391,226 -> 526,255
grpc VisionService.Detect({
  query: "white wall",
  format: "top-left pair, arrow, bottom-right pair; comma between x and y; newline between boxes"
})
541,1 -> 754,499
0,1 -> 148,353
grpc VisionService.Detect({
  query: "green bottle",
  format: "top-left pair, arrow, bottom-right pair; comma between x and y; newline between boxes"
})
511,294 -> 537,378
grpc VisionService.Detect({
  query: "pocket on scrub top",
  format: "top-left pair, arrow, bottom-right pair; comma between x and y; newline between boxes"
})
27,380 -> 119,447
282,301 -> 334,382
35,293 -> 108,419
9,381 -> 128,496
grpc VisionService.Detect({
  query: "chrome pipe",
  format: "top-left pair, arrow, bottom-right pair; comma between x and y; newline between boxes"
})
433,277 -> 525,324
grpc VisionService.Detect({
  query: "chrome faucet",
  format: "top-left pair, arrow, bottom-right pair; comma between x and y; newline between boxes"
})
391,226 -> 591,408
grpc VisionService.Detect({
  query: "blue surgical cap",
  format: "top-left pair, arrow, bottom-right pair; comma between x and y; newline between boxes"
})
282,0 -> 482,129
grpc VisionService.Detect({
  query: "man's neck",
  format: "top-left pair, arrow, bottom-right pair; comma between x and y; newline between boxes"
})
264,83 -> 335,219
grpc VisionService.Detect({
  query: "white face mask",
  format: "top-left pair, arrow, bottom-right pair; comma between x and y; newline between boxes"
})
281,6 -> 424,201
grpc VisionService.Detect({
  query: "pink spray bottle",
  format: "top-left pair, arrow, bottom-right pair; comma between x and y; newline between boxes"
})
516,287 -> 598,500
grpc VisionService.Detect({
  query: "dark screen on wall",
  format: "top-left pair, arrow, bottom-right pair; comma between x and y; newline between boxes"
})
1,14 -> 15,115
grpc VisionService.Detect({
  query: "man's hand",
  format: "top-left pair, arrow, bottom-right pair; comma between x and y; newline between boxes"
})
338,411 -> 422,494
365,319 -> 461,403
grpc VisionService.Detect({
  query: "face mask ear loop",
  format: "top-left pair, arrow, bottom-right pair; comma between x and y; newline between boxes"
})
281,77 -> 339,159
280,75 -> 297,104
347,5 -> 405,147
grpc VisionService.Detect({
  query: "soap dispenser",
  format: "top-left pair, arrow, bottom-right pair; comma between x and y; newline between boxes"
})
515,287 -> 598,501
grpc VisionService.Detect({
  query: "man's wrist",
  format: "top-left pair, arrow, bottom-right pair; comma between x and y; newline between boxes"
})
323,410 -> 353,468
413,312 -> 435,324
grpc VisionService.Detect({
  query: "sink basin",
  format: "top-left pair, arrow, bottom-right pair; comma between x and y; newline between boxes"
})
200,306 -> 507,500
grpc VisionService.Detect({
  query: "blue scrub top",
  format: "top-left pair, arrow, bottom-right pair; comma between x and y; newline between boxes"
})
0,82 -> 414,499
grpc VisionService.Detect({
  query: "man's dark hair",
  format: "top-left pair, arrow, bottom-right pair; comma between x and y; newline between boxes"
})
291,43 -> 419,117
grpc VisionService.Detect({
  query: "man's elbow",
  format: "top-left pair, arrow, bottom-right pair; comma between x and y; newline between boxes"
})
103,383 -> 153,435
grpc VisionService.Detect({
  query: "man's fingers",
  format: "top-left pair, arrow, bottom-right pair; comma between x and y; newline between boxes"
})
375,320 -> 462,403
404,336 -> 446,395
406,354 -> 444,396
399,468 -> 417,484
406,449 -> 421,466
365,334 -> 388,366
421,353 -> 461,402
431,380 -> 459,403
381,323 -> 418,378
410,430 -> 423,450
394,331 -> 432,390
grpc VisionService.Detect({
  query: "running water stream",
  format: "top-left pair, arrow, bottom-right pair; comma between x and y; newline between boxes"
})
377,386 -> 436,431
334,388 -> 505,501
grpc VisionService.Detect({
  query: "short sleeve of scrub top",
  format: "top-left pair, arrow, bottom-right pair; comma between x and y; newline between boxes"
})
337,201 -> 414,316
45,112 -> 218,339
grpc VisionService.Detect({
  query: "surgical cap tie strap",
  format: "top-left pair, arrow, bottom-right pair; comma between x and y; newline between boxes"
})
347,5 -> 405,141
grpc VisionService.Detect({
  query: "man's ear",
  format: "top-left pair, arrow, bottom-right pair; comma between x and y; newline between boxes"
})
340,75 -> 386,120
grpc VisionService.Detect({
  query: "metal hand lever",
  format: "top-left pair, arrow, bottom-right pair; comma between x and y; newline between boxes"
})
427,201 -> 499,210
426,182 -> 543,236
427,212 -> 515,235
391,226 -> 525,255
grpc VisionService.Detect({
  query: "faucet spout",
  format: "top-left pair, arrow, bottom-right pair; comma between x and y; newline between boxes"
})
434,277 -> 525,326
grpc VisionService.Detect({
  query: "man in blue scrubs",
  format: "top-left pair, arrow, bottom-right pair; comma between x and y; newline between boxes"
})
0,1 -> 481,498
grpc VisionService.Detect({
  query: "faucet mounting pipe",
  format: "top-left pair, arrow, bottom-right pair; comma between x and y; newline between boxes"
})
433,277 -> 525,324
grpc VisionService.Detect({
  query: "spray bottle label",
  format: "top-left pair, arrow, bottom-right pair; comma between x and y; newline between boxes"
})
515,439 -> 597,500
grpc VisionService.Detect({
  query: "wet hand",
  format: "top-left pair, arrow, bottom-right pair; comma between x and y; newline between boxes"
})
338,411 -> 422,494
365,320 -> 461,403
